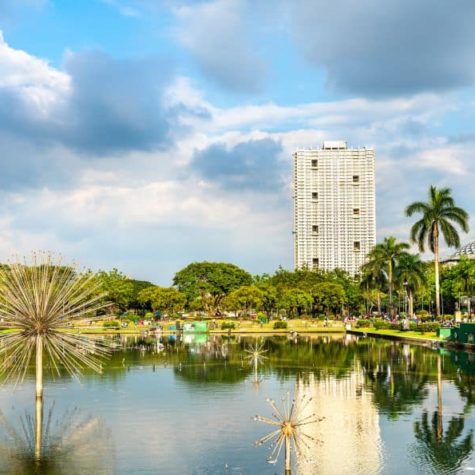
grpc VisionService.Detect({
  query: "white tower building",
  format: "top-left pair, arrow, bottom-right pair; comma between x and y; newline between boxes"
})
293,141 -> 376,276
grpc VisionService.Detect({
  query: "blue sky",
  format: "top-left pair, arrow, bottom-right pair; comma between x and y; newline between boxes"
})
0,0 -> 474,284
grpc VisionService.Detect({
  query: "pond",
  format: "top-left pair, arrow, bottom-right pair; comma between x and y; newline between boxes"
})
0,334 -> 474,474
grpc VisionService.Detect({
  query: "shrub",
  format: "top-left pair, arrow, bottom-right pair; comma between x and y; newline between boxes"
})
356,319 -> 371,328
103,320 -> 120,329
373,319 -> 391,330
440,314 -> 454,321
221,321 -> 236,330
273,321 -> 288,330
416,310 -> 431,321
415,322 -> 440,333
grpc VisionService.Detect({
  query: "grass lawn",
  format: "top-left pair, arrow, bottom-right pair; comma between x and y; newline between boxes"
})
350,327 -> 442,342
1,319 -> 345,335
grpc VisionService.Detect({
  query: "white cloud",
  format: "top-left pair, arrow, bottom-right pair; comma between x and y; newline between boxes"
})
174,0 -> 266,93
0,31 -> 70,114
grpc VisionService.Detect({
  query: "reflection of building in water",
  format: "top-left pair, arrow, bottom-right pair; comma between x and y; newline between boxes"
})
296,366 -> 383,475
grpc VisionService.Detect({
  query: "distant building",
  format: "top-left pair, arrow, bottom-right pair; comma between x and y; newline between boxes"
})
442,241 -> 475,266
293,141 -> 376,276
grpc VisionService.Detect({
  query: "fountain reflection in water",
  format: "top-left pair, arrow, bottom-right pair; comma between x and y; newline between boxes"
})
0,401 -> 115,475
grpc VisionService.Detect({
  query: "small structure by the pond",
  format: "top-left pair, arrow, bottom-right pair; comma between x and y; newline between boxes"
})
183,321 -> 208,333
441,323 -> 475,346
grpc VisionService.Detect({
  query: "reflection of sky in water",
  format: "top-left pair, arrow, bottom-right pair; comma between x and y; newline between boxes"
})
0,335 -> 474,474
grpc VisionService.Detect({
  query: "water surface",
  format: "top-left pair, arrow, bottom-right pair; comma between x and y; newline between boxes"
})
0,334 -> 474,474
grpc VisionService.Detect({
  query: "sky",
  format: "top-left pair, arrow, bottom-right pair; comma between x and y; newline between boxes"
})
0,0 -> 475,284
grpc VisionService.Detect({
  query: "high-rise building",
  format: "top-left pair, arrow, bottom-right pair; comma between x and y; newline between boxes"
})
293,141 -> 376,276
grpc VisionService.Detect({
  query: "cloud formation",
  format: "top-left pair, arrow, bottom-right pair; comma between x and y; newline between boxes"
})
175,0 -> 266,93
0,34 -> 176,158
289,0 -> 475,96
191,138 -> 284,190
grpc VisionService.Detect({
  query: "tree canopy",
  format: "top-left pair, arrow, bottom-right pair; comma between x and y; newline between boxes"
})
173,262 -> 253,315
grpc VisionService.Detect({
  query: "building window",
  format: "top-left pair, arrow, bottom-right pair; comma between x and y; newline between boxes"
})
311,159 -> 318,168
352,175 -> 360,183
312,258 -> 319,267
354,241 -> 361,251
312,225 -> 319,233
312,192 -> 318,200
353,208 -> 360,216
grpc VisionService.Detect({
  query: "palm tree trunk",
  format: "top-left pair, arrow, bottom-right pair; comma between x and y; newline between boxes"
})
408,290 -> 414,317
388,261 -> 393,316
377,292 -> 381,315
434,227 -> 441,318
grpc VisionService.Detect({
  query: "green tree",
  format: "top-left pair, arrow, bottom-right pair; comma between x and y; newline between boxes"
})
269,266 -> 324,292
95,269 -> 135,312
365,237 -> 410,315
395,253 -> 427,317
255,281 -> 278,317
138,286 -> 185,317
452,257 -> 475,313
311,281 -> 346,317
224,285 -> 263,316
360,257 -> 387,314
128,279 -> 155,312
277,288 -> 312,318
173,262 -> 252,315
406,186 -> 469,317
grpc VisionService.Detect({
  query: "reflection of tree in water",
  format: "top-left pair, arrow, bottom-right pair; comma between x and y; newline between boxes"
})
0,403 -> 114,475
413,410 -> 473,474
174,361 -> 252,384
357,341 -> 430,419
362,365 -> 428,419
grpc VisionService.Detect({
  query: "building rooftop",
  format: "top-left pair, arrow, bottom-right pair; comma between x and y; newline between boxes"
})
294,141 -> 373,152
322,140 -> 347,150
450,241 -> 475,259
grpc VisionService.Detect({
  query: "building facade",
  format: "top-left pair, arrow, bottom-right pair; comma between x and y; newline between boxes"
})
293,141 -> 376,276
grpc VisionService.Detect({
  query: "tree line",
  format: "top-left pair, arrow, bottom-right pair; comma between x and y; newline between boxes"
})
88,185 -> 472,320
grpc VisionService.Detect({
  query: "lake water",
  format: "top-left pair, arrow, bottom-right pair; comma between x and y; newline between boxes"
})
0,334 -> 474,475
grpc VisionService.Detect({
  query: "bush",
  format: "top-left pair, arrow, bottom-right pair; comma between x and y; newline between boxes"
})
356,319 -> 371,328
103,320 -> 120,329
415,322 -> 440,333
273,321 -> 288,330
221,321 -> 236,330
373,319 -> 392,330
440,314 -> 454,321
416,310 -> 431,321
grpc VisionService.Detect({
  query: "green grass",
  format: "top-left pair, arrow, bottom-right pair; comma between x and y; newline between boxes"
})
351,327 -> 442,342
2,319 -> 346,336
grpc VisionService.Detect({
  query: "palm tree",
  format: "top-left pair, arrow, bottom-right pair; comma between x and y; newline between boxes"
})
366,236 -> 410,315
395,253 -> 427,317
360,259 -> 386,315
406,186 -> 469,317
